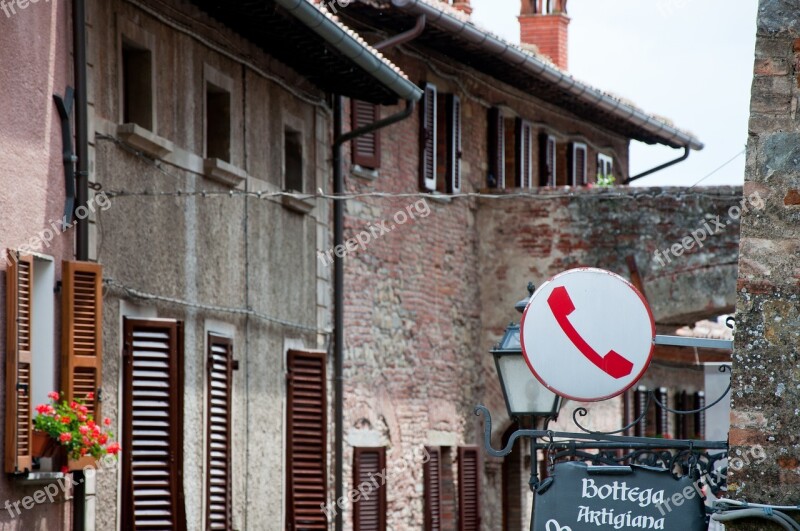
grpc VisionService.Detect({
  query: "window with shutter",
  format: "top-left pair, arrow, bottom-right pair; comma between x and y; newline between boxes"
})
694,391 -> 706,439
487,108 -> 505,189
597,153 -> 614,182
446,94 -> 462,194
352,100 -> 381,169
424,446 -> 443,531
655,387 -> 669,437
419,84 -> 437,191
516,120 -> 534,189
61,261 -> 103,418
540,134 -> 557,187
457,447 -> 480,531
206,334 -> 234,530
353,447 -> 387,531
286,349 -> 327,530
122,318 -> 186,531
571,143 -> 588,186
633,385 -> 648,437
5,251 -> 33,473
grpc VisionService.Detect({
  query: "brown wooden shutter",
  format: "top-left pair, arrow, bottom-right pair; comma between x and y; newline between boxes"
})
122,318 -> 186,531
424,446 -> 443,531
287,349 -> 327,530
488,108 -> 505,189
61,261 -> 103,418
457,447 -> 480,531
446,94 -> 462,194
420,83 -> 437,191
206,334 -> 234,530
633,386 -> 648,437
4,252 -> 33,473
353,447 -> 387,531
352,100 -> 381,169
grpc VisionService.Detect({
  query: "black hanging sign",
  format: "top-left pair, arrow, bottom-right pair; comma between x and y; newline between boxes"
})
532,462 -> 707,531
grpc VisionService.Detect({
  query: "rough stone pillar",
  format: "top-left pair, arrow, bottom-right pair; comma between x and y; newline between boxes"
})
729,0 -> 800,528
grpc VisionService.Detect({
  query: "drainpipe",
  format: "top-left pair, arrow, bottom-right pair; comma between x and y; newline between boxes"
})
333,98 -> 415,531
72,0 -> 89,529
74,0 -> 89,262
624,146 -> 691,184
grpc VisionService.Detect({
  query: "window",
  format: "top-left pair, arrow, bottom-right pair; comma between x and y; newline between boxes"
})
487,108 -> 505,189
206,334 -> 236,530
446,94 -> 463,194
286,350 -> 327,529
352,100 -> 381,169
4,254 -> 102,474
570,142 -> 588,186
206,82 -> 231,162
516,119 -> 534,189
597,153 -> 614,182
633,385 -> 648,437
121,40 -> 153,130
457,447 -> 481,531
540,134 -> 557,187
121,318 -> 185,530
353,447 -> 387,531
420,83 -> 437,191
655,387 -> 669,437
284,129 -> 304,193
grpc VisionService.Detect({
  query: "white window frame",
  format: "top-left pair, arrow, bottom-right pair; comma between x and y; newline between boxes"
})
598,153 -> 614,181
545,134 -> 557,187
571,142 -> 588,186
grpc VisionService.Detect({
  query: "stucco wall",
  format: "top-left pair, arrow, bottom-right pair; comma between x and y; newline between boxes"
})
0,0 -> 74,528
87,0 -> 331,529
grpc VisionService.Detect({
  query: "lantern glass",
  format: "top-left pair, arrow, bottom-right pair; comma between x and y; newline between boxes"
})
493,324 -> 562,418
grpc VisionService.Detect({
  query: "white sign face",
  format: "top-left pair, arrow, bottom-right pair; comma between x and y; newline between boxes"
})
520,268 -> 655,402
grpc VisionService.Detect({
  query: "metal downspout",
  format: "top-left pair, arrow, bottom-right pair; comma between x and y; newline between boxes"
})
72,0 -> 89,529
625,146 -> 691,184
333,98 -> 415,531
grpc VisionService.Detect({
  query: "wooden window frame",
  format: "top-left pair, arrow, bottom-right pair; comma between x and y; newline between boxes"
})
570,142 -> 588,186
353,447 -> 387,531
352,100 -> 382,170
121,318 -> 186,531
206,333 -> 235,531
419,83 -> 438,191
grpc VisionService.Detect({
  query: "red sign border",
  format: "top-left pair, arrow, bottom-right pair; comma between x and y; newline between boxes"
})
519,268 -> 656,402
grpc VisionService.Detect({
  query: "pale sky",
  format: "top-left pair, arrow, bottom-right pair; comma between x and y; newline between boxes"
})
470,0 -> 759,187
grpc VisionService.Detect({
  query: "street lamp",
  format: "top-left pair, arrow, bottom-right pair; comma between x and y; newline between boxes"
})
491,283 -> 562,420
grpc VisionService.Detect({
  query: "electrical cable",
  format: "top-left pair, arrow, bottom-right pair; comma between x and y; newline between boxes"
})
96,134 -> 743,203
104,278 -> 329,335
712,509 -> 800,530
689,148 -> 746,189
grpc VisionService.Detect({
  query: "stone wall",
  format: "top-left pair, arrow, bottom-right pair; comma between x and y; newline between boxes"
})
728,1 -> 800,528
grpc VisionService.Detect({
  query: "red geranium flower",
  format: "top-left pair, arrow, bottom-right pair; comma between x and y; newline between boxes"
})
59,433 -> 72,443
48,392 -> 59,401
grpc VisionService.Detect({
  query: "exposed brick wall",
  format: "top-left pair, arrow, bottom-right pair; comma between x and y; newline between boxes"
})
337,20 -> 745,526
519,14 -> 571,70
728,1 -> 800,528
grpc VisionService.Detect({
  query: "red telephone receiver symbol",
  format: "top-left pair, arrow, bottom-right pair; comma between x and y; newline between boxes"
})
547,286 -> 634,379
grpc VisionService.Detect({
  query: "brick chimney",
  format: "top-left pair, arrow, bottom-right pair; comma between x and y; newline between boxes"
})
519,0 -> 570,70
450,1 -> 473,15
